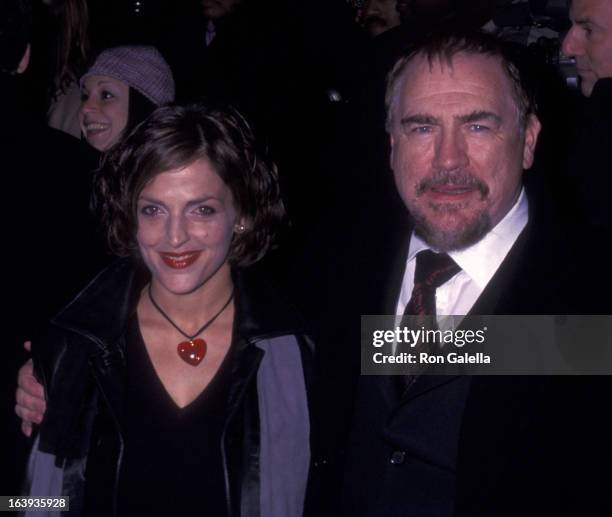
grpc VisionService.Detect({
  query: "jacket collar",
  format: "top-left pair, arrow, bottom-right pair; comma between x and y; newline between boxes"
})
51,258 -> 146,346
52,258 -> 308,346
232,267 -> 309,342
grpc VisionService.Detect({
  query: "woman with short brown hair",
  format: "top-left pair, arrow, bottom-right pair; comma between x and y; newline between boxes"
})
22,103 -> 312,517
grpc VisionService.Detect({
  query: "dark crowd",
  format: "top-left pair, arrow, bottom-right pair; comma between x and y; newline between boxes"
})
2,0 -> 612,516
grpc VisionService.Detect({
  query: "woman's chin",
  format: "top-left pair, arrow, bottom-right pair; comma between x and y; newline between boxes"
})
85,133 -> 117,152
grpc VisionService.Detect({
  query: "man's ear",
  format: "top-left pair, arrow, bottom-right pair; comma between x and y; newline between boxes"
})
389,133 -> 396,170
17,44 -> 31,74
522,114 -> 542,170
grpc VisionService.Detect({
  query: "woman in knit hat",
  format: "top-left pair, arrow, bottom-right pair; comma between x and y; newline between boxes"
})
79,45 -> 175,151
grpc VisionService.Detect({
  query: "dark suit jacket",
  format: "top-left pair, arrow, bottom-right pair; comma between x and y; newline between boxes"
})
565,78 -> 612,239
304,177 -> 612,517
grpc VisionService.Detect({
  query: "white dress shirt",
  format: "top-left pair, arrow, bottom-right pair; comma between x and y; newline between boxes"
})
395,189 -> 528,319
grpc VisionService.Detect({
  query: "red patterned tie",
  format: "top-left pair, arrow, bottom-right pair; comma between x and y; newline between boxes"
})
404,250 -> 461,317
395,250 -> 461,395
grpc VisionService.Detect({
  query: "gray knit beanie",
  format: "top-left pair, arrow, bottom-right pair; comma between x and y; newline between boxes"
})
80,46 -> 175,106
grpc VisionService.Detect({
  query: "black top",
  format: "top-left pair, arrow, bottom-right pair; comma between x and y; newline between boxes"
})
117,316 -> 232,517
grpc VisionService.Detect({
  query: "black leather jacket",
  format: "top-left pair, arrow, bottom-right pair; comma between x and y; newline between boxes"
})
25,258 -> 314,517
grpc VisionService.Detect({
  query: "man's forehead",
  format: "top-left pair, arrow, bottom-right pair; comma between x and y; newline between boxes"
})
571,0 -> 612,21
394,51 -> 520,123
400,52 -> 510,97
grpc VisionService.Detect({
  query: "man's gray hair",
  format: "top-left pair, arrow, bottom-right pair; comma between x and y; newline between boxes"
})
385,30 -> 537,133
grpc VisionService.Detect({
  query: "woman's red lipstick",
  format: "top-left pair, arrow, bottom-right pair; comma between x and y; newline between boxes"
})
160,251 -> 201,269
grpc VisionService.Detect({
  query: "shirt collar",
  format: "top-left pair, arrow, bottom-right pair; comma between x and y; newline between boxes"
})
407,188 -> 528,289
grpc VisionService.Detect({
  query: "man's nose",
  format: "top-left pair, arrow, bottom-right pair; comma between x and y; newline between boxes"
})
561,26 -> 582,57
167,215 -> 190,248
433,129 -> 469,171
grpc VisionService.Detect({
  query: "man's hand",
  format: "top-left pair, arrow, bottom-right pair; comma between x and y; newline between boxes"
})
15,341 -> 46,437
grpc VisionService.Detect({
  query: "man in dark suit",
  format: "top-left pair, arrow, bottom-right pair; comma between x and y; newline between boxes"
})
334,30 -> 612,517
561,0 -> 612,237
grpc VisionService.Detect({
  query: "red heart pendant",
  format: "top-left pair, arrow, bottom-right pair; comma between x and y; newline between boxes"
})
177,338 -> 207,366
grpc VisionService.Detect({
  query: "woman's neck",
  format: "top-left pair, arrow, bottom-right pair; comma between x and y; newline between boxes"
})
146,264 -> 234,332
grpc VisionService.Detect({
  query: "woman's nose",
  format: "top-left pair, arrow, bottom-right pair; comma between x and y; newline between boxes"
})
167,216 -> 190,248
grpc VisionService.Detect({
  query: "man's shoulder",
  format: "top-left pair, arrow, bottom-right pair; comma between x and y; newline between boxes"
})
49,258 -> 144,342
483,184 -> 611,314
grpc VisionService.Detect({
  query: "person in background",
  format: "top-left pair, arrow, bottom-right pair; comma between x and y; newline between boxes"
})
202,0 -> 242,31
1,0 -> 97,495
359,0 -> 401,38
561,0 -> 612,237
562,0 -> 612,98
78,45 -> 175,151
1,0 -> 101,347
158,0 -> 294,149
46,0 -> 175,139
47,0 -> 90,139
161,0 -> 265,107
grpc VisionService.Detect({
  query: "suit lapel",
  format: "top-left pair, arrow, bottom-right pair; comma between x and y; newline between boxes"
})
468,224 -> 530,315
390,375 -> 463,410
372,231 -> 412,405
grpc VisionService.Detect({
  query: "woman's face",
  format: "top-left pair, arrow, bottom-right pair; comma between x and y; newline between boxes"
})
136,158 -> 242,296
79,75 -> 129,151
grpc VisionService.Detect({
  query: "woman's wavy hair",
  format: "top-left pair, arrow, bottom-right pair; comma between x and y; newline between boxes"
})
93,103 -> 286,267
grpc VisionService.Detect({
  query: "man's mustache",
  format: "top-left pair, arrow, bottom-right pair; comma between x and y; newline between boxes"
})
416,170 -> 489,198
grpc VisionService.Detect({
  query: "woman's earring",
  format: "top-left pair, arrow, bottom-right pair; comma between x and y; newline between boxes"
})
235,223 -> 246,234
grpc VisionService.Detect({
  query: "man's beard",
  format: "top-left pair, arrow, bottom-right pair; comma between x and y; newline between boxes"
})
410,169 -> 491,252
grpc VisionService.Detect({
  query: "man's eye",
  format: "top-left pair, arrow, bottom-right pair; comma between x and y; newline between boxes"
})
469,124 -> 489,133
140,206 -> 160,216
101,90 -> 115,100
412,126 -> 433,134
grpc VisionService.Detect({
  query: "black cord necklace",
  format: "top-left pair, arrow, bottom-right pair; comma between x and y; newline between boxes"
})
147,284 -> 235,366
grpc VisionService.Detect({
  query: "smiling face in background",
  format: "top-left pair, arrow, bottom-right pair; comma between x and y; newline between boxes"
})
388,52 -> 540,252
79,75 -> 130,151
136,158 -> 242,297
562,0 -> 612,97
